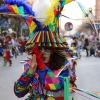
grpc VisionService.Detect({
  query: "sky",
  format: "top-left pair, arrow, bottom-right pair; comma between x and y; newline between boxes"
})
61,0 -> 96,30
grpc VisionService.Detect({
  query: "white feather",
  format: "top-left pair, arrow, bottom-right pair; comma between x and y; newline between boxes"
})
32,0 -> 51,22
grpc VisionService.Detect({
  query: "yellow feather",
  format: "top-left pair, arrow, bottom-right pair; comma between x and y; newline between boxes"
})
43,0 -> 73,25
43,0 -> 59,25
43,12 -> 54,26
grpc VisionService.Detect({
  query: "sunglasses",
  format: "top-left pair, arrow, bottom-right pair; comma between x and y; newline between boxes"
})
39,48 -> 51,54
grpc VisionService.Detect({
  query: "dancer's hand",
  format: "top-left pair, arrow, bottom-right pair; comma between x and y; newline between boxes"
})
29,54 -> 37,74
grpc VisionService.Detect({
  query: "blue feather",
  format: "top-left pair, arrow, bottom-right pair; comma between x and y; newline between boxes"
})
0,4 -> 9,12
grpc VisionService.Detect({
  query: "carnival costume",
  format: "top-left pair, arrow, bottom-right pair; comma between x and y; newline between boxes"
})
66,49 -> 77,88
0,0 -> 75,100
3,36 -> 12,66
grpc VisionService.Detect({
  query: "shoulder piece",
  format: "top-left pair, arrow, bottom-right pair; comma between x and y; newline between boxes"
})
54,60 -> 69,77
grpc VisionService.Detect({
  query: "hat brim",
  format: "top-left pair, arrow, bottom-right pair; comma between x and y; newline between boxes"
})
25,42 -> 69,51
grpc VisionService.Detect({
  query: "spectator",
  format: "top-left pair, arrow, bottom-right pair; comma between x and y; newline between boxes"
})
18,38 -> 24,55
84,38 -> 90,57
0,38 -> 4,56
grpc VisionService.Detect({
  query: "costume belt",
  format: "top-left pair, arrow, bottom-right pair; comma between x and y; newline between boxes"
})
44,89 -> 64,98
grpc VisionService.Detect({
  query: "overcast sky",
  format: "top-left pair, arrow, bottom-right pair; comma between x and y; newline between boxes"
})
61,0 -> 96,28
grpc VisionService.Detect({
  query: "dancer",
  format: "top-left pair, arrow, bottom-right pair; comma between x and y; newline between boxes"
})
3,35 -> 12,66
0,0 -> 74,99
14,45 -> 70,100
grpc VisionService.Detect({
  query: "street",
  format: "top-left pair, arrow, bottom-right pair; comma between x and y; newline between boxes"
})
0,51 -> 100,100
72,51 -> 100,100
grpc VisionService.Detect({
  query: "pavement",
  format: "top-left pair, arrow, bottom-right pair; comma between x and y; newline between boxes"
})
72,51 -> 100,100
0,53 -> 29,100
0,51 -> 100,100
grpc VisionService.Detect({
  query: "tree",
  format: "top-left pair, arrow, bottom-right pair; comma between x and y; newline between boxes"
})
76,22 -> 93,34
9,16 -> 29,37
0,0 -> 29,37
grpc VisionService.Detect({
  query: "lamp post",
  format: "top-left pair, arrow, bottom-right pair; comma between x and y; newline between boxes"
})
89,7 -> 92,13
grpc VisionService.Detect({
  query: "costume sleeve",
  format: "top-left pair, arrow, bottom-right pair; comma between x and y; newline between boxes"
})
38,66 -> 69,91
14,63 -> 34,98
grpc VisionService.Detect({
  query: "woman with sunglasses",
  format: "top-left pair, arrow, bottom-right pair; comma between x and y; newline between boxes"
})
14,45 -> 70,100
10,0 -> 73,99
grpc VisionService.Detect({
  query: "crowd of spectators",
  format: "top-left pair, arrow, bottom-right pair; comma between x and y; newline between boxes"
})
0,36 -> 28,57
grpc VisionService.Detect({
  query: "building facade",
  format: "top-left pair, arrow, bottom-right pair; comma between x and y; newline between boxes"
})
95,0 -> 100,20
95,0 -> 100,34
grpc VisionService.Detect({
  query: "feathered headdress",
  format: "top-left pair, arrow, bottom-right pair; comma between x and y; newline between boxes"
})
0,0 -> 73,50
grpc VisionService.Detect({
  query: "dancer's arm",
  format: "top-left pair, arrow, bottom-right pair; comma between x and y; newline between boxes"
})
14,69 -> 34,98
14,55 -> 37,98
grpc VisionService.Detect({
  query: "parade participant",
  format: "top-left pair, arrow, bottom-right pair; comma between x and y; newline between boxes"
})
13,0 -> 72,99
18,38 -> 25,55
0,0 -> 74,99
14,45 -> 70,100
3,35 -> 12,66
84,38 -> 90,57
66,49 -> 77,88
0,38 -> 4,56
